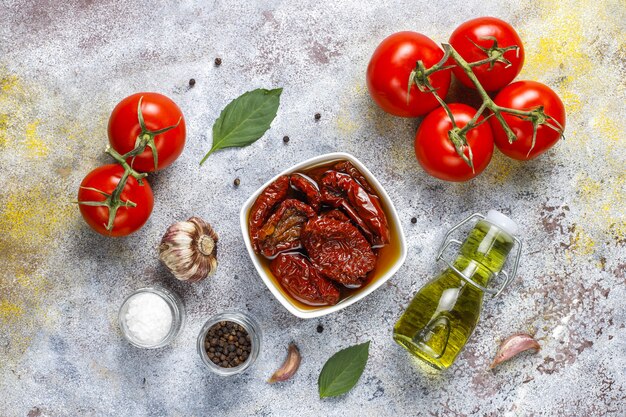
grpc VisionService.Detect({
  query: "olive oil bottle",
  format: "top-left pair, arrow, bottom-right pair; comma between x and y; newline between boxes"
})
393,211 -> 521,370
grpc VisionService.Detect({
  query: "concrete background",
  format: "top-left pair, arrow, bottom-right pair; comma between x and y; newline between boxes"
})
1,0 -> 625,415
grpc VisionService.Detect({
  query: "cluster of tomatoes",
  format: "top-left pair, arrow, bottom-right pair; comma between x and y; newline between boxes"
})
78,93 -> 186,236
366,17 -> 566,182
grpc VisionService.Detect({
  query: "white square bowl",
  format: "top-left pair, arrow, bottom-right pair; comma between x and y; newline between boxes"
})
240,152 -> 407,319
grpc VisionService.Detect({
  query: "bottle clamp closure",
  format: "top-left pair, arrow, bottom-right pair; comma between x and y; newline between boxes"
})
436,213 -> 522,297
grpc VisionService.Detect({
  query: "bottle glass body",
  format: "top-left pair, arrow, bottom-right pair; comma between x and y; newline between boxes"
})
393,219 -> 514,369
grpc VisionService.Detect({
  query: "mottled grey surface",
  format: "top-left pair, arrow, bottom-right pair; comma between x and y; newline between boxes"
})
1,0 -> 625,416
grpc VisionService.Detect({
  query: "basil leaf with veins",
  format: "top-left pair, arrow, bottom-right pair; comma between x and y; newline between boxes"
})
318,341 -> 370,398
200,88 -> 282,165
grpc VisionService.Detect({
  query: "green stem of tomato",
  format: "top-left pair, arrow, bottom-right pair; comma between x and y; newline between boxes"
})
411,41 -> 565,168
104,169 -> 130,232
420,43 -> 530,143
423,48 -> 455,77
413,43 -> 533,167
106,147 -> 148,183
459,102 -> 488,135
123,134 -> 151,159
441,43 -> 533,143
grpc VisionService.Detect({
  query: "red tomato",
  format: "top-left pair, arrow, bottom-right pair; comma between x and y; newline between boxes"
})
108,92 -> 186,172
449,17 -> 524,91
490,81 -> 566,160
78,164 -> 154,236
415,103 -> 494,182
367,32 -> 451,117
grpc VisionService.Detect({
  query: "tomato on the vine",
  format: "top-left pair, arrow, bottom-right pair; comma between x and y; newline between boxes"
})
449,17 -> 524,92
78,164 -> 154,236
108,92 -> 186,172
490,81 -> 565,160
367,32 -> 451,117
415,103 -> 494,182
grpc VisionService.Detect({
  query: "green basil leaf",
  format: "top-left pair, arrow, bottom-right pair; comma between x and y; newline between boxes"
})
318,341 -> 370,398
200,88 -> 282,165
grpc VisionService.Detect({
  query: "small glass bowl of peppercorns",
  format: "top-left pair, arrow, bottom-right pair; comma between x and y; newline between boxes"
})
197,311 -> 261,376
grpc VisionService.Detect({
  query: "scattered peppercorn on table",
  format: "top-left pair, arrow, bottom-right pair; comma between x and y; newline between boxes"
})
1,0 -> 625,416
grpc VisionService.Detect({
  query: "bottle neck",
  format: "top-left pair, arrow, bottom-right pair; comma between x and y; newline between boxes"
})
452,220 -> 515,288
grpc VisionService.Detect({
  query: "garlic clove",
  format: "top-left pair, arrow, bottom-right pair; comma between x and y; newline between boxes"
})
268,342 -> 301,383
490,333 -> 541,369
159,217 -> 218,282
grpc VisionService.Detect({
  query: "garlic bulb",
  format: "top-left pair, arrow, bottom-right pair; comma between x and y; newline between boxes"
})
159,217 -> 218,282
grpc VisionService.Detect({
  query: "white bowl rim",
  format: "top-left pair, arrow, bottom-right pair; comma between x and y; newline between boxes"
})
239,152 -> 407,319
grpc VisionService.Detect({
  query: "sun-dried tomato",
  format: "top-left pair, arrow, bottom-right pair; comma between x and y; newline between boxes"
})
256,199 -> 316,258
320,171 -> 390,247
321,209 -> 350,222
270,253 -> 340,306
249,175 -> 290,251
302,214 -> 377,287
289,173 -> 321,212
333,161 -> 376,195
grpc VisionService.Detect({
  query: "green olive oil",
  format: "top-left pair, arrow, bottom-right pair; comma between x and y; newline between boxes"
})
393,218 -> 515,370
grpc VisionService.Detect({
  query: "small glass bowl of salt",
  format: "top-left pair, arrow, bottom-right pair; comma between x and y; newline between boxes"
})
118,287 -> 185,349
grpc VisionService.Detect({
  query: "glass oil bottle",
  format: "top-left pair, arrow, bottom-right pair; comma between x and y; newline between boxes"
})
393,210 -> 522,370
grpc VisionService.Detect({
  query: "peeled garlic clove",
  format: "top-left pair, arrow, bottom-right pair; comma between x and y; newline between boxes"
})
490,333 -> 541,369
268,342 -> 301,384
159,217 -> 218,282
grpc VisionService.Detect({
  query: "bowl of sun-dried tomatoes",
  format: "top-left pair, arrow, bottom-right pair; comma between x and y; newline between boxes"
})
240,152 -> 407,319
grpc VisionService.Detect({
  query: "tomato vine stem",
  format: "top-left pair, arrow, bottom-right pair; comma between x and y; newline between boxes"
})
408,39 -> 564,168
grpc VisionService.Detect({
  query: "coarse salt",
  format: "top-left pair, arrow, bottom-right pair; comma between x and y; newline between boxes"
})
124,292 -> 173,345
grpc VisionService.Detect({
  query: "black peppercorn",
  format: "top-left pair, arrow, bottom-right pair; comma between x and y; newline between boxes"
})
215,57 -> 222,66
411,217 -> 417,224
204,321 -> 251,368
316,324 -> 324,333
314,113 -> 321,120
283,135 -> 290,143
189,78 -> 196,87
234,178 -> 241,187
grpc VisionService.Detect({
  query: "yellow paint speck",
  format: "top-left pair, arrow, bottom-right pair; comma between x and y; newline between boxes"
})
0,113 -> 8,148
0,73 -> 20,92
556,76 -> 582,115
566,228 -> 596,261
24,120 -> 49,158
487,153 -> 518,184
573,172 -> 626,247
0,186 -> 71,243
336,114 -> 359,135
0,185 -> 72,361
591,107 -> 623,144
0,301 -> 24,323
